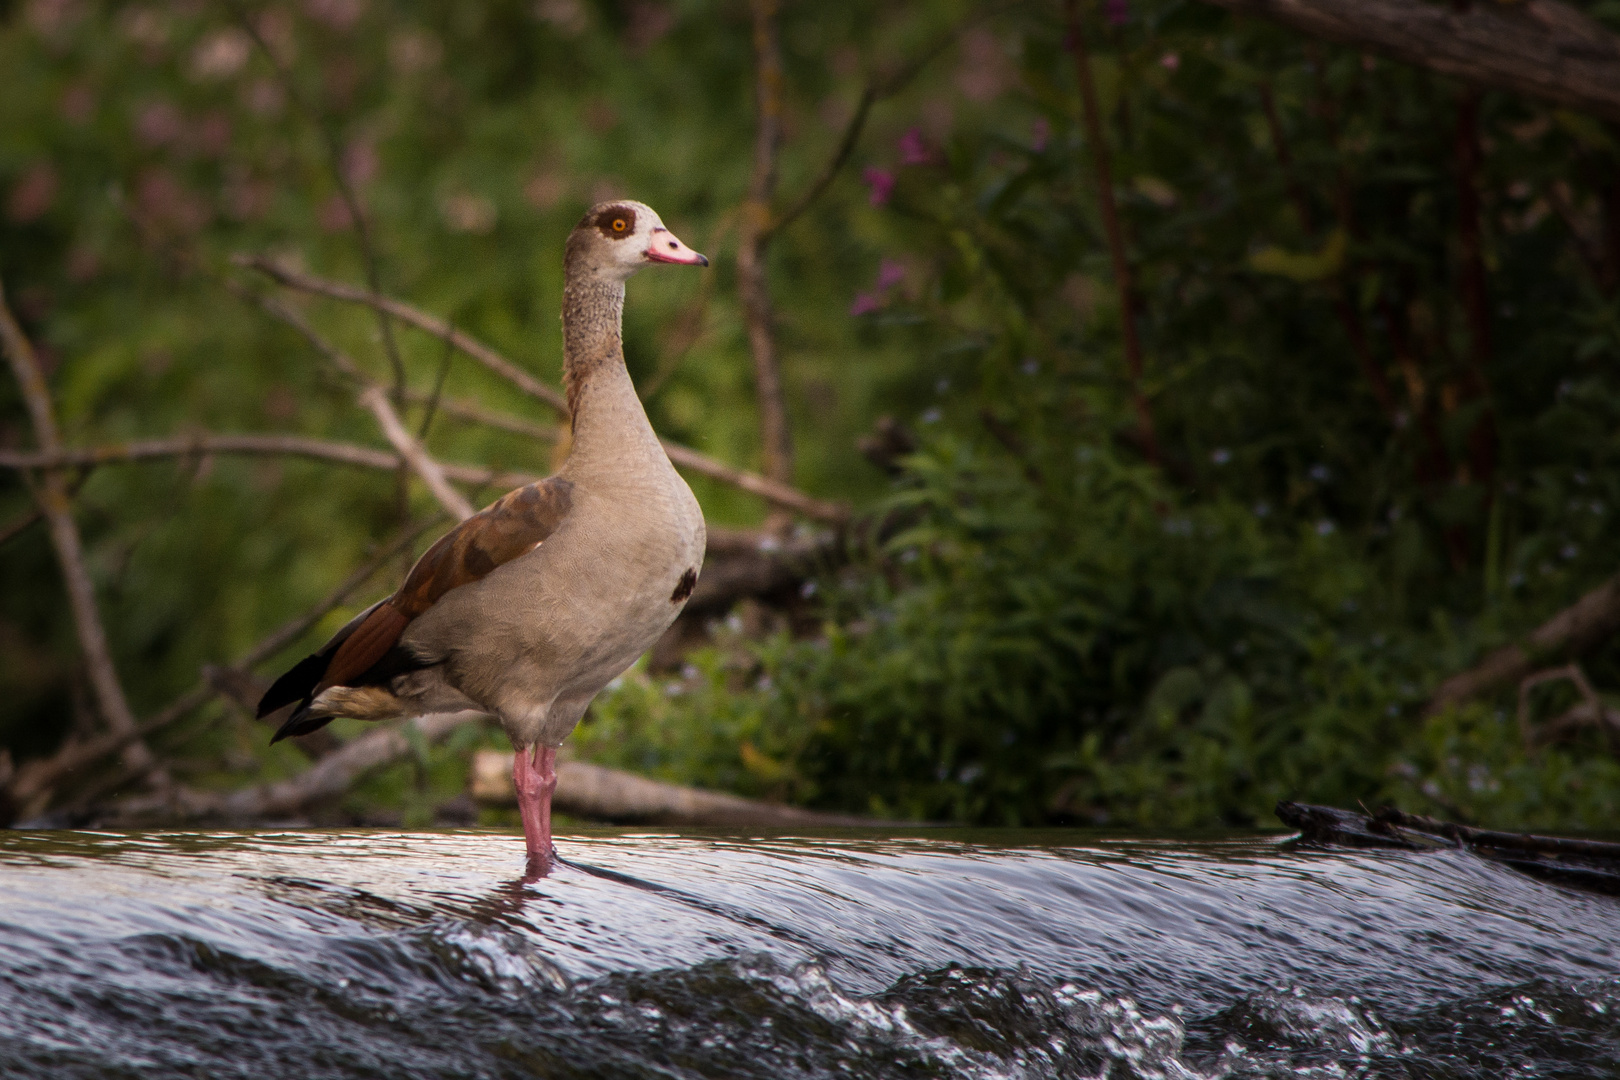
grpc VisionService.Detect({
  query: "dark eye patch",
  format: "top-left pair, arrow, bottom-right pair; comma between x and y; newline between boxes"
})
593,204 -> 637,239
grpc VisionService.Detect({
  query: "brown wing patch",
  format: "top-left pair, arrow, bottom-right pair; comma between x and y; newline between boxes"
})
394,477 -> 574,619
315,477 -> 574,695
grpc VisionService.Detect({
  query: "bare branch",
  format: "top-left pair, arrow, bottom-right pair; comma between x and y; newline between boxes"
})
359,385 -> 476,520
0,277 -> 163,783
0,422 -> 846,523
1426,574 -> 1620,715
0,435 -> 525,492
1064,0 -> 1159,464
763,6 -> 1006,240
658,440 -> 847,523
238,256 -> 848,520
471,750 -> 885,827
107,711 -> 486,823
1199,0 -> 1620,123
226,0 -> 410,403
234,254 -> 570,415
1515,662 -> 1620,754
763,87 -> 877,242
247,288 -> 478,520
7,517 -> 441,813
404,388 -> 563,442
738,0 -> 795,490
0,508 -> 43,549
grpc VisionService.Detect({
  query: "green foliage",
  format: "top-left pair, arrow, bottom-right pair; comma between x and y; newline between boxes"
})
578,0 -> 1620,830
4,0 -> 1620,829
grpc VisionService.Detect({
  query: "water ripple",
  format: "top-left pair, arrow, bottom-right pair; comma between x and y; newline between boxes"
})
0,828 -> 1616,1077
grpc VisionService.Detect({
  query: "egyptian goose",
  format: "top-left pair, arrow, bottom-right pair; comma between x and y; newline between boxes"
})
257,201 -> 709,873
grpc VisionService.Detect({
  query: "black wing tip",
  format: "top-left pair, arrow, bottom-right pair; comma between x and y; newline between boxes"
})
256,652 -> 330,719
269,704 -> 334,744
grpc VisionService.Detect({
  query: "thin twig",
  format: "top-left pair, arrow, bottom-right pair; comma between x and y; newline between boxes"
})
418,325 -> 454,440
639,216 -> 733,400
104,710 -> 486,823
247,288 -> 477,520
0,435 -> 511,486
236,256 -> 849,520
1259,79 -> 1397,421
226,0 -> 409,407
762,6 -> 1005,240
658,440 -> 848,522
0,507 -> 42,548
234,254 -> 569,414
359,386 -> 476,519
1453,85 -> 1498,492
0,432 -> 848,524
738,0 -> 794,489
1064,0 -> 1160,464
403,389 -> 563,442
763,85 -> 876,242
0,277 -> 164,784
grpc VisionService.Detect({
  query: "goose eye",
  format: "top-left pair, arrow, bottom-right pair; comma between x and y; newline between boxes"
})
611,218 -> 627,232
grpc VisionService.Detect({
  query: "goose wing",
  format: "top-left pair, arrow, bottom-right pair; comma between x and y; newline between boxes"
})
257,477 -> 575,735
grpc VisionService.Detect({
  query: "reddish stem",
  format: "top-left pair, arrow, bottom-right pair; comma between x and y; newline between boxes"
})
1064,0 -> 1159,464
1262,80 -> 1397,420
1453,87 -> 1498,492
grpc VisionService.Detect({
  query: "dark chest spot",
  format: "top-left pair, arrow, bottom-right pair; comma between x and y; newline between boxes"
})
670,567 -> 697,603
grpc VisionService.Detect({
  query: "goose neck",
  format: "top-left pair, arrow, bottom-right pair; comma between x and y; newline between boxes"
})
561,275 -> 626,417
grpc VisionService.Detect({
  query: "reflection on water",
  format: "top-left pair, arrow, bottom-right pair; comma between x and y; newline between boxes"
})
1,828 -> 1617,1077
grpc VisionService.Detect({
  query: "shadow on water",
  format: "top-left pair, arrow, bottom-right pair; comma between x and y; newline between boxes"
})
1,827 -> 1618,1077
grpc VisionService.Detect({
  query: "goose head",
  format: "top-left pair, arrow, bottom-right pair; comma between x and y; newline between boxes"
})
565,200 -> 708,283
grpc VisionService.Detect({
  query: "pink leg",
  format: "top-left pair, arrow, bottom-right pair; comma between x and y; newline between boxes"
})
512,744 -> 559,877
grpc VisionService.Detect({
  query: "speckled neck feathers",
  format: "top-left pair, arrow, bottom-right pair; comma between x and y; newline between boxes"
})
560,273 -> 626,423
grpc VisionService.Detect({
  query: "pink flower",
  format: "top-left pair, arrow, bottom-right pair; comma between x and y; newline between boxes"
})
852,260 -> 908,316
897,127 -> 931,166
1105,0 -> 1129,25
135,100 -> 184,147
7,162 -> 57,224
849,292 -> 883,316
342,139 -> 378,187
1159,51 -> 1180,70
1030,118 -> 1049,153
863,166 -> 895,206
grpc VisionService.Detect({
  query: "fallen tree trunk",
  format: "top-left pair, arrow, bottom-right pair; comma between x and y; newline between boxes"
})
470,749 -> 879,827
1278,800 -> 1620,895
1425,575 -> 1620,716
1199,0 -> 1620,122
101,711 -> 486,824
92,713 -> 881,829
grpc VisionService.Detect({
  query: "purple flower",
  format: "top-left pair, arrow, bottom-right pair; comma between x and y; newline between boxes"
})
876,259 -> 906,290
849,292 -> 883,316
1105,0 -> 1129,25
897,127 -> 931,166
863,166 -> 895,206
1030,118 -> 1049,153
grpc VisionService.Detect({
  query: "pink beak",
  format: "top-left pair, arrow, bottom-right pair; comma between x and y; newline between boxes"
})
645,227 -> 708,266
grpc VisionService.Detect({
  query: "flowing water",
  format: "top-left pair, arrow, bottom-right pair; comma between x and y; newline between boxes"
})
1,827 -> 1617,1078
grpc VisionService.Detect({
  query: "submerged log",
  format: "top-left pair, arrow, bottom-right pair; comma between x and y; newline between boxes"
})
1278,800 -> 1620,895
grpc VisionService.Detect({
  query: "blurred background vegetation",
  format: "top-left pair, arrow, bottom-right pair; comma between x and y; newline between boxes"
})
3,0 -> 1620,831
